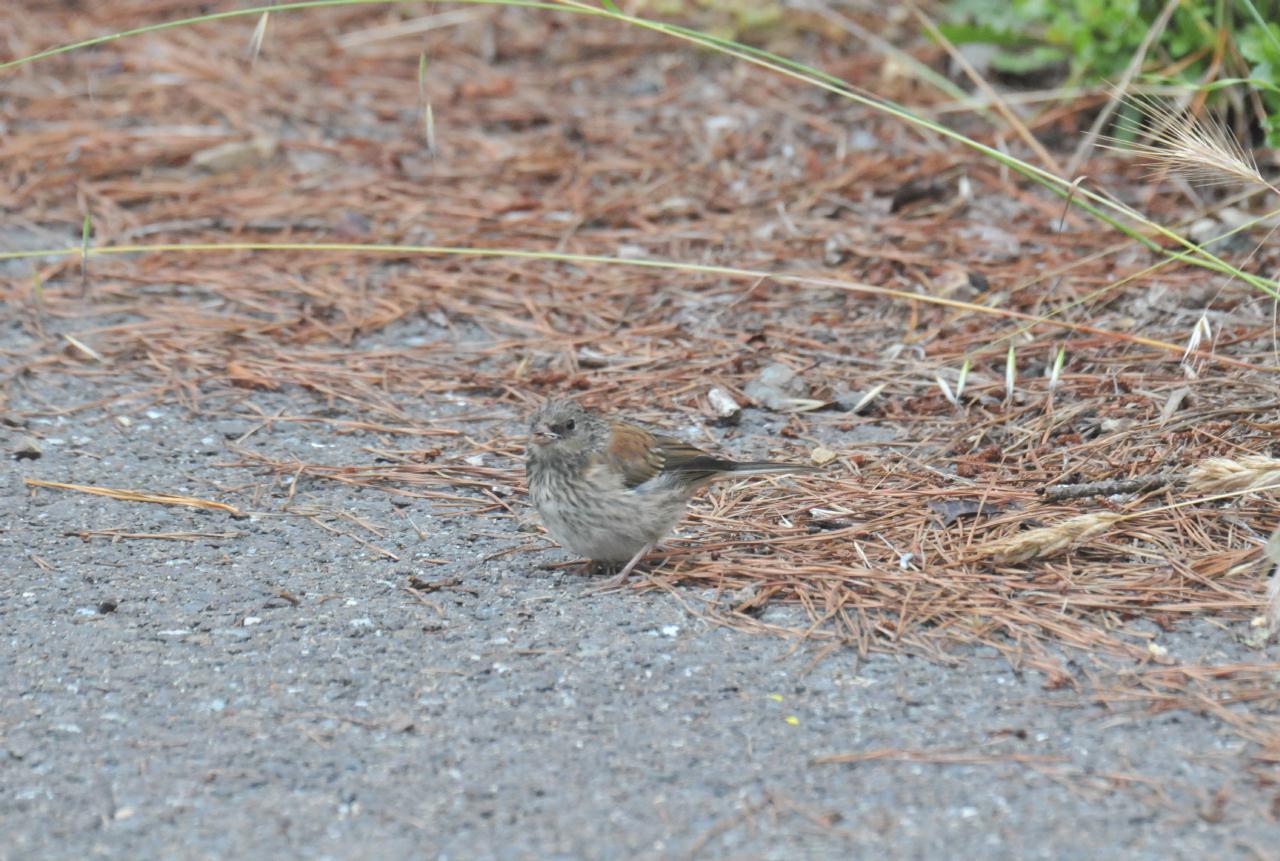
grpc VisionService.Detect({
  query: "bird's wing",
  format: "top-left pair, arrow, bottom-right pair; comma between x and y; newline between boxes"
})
602,421 -> 668,487
655,436 -> 739,485
603,420 -> 737,489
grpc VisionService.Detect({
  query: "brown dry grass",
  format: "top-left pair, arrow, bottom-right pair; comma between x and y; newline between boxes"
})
3,4 -> 1279,762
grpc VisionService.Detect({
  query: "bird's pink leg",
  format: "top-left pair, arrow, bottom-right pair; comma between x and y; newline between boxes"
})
592,541 -> 657,591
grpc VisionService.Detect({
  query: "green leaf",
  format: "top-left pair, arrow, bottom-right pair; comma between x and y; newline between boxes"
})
1237,0 -> 1280,61
1240,22 -> 1280,65
935,23 -> 1026,46
1264,114 -> 1280,148
990,45 -> 1068,74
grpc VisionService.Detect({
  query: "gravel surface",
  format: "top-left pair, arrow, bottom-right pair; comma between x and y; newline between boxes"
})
2,365 -> 1274,861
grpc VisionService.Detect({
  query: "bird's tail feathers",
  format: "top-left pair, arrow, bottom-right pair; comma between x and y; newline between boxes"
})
721,460 -> 820,477
670,456 -> 819,485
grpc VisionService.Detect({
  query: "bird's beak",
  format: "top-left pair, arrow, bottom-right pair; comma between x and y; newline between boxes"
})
532,425 -> 559,445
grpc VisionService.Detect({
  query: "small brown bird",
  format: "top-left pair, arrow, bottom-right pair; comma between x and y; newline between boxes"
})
525,398 -> 818,586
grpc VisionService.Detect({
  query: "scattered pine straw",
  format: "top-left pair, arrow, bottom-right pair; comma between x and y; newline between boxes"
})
68,529 -> 244,542
25,479 -> 244,517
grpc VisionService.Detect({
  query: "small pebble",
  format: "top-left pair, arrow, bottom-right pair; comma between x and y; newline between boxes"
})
707,387 -> 741,425
13,437 -> 42,460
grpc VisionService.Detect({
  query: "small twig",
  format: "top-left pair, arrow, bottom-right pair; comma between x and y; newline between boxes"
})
1041,473 -> 1175,501
404,586 -> 445,616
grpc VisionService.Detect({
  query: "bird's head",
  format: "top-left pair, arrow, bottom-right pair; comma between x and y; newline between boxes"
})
528,398 -> 605,457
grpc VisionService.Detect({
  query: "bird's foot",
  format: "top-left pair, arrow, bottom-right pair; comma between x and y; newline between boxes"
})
586,542 -> 659,594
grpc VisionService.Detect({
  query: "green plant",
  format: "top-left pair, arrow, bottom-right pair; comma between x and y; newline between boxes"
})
941,0 -> 1280,145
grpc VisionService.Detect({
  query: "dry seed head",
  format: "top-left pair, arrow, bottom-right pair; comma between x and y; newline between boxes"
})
249,12 -> 270,69
1103,93 -> 1278,196
1185,455 -> 1280,496
956,358 -> 972,399
935,375 -> 957,406
1004,343 -> 1016,402
979,512 -> 1124,563
1182,313 -> 1211,361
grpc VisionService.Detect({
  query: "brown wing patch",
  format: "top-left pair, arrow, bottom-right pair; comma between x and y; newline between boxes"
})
655,436 -> 737,485
605,421 -> 666,488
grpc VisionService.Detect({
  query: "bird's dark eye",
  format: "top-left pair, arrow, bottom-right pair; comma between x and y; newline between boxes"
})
564,419 -> 576,432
